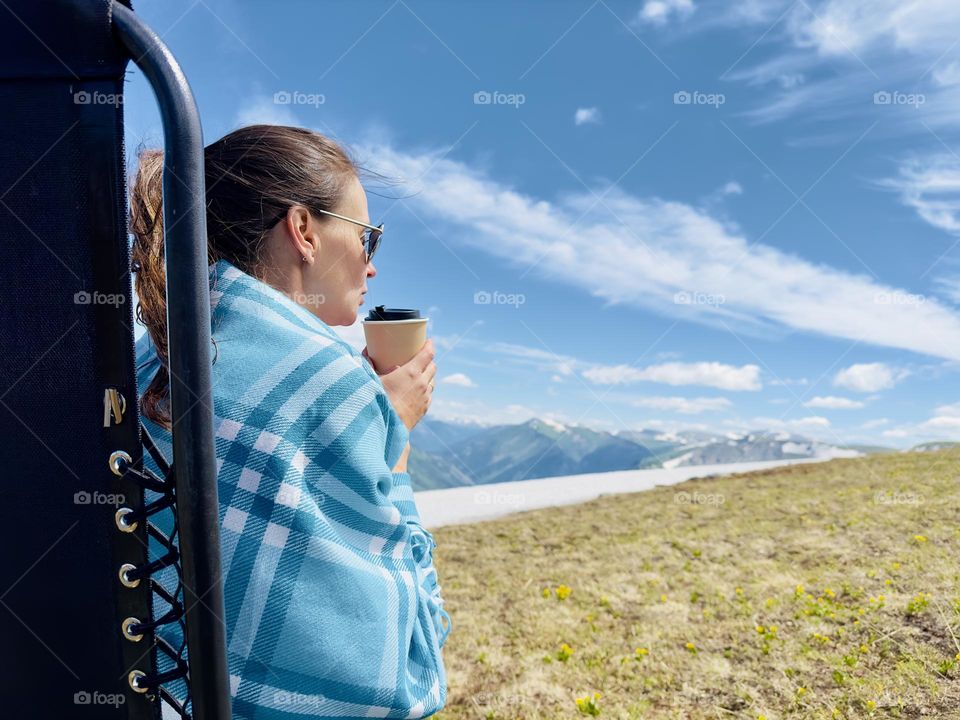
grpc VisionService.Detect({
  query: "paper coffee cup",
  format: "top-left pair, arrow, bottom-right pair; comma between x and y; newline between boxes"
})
362,305 -> 428,371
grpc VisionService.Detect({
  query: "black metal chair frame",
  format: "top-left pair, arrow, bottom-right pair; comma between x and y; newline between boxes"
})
0,1 -> 231,717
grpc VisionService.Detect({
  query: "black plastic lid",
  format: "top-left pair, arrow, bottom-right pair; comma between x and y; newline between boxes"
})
365,305 -> 421,321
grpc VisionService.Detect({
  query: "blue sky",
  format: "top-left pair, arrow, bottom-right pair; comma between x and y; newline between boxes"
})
125,0 -> 960,448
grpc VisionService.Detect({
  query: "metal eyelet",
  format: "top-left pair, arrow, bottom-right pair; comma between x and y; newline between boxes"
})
118,563 -> 140,588
115,507 -> 138,533
122,617 -> 144,642
128,670 -> 148,694
108,450 -> 132,476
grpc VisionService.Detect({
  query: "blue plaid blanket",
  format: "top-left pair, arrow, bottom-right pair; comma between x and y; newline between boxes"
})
135,259 -> 451,719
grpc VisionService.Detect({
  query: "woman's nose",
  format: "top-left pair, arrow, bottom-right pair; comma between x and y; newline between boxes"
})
366,261 -> 377,278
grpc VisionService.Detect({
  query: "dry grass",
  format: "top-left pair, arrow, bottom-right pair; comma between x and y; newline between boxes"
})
430,450 -> 960,719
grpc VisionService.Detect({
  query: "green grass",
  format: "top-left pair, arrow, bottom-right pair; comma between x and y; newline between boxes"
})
430,449 -> 960,719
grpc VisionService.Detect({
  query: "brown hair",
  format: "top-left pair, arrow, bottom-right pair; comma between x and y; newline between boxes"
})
131,124 -> 359,428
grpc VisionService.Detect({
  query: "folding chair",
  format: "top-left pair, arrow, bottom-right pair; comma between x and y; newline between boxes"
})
0,1 -> 231,717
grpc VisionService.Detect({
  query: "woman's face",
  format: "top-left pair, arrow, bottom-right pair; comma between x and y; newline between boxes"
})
301,175 -> 377,326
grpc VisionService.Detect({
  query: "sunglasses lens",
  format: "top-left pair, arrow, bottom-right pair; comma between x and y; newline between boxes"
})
367,228 -> 382,261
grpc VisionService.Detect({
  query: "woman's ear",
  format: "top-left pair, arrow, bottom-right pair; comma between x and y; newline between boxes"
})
283,205 -> 318,263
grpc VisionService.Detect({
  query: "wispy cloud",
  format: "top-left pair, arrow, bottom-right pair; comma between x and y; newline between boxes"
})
584,361 -> 762,391
708,0 -> 960,131
634,0 -> 696,26
630,395 -> 733,414
361,140 -> 960,361
881,156 -> 960,235
802,395 -> 865,409
752,414 -> 831,430
934,275 -> 960,305
233,95 -> 299,127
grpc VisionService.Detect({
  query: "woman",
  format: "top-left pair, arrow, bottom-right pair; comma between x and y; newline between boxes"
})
132,124 -> 451,719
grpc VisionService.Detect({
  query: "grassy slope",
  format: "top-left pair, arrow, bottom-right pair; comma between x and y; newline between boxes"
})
430,449 -> 960,719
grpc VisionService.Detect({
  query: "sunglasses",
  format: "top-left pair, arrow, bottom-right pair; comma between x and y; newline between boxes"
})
315,209 -> 383,264
268,207 -> 384,264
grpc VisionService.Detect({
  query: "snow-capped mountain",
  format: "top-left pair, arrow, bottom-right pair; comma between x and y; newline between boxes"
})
407,418 -> 880,491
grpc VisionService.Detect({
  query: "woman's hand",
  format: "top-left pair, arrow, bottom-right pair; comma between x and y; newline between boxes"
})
362,339 -> 436,432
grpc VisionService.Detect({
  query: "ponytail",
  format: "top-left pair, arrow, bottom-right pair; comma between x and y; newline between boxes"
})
130,126 -> 361,429
130,148 -> 172,428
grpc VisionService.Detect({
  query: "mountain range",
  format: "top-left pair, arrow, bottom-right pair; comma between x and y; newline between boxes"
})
405,417 -> 919,491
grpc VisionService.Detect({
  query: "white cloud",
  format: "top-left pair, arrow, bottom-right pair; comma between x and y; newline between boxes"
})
933,61 -> 960,88
721,181 -> 743,195
882,156 -> 960,235
427,398 -> 576,428
933,401 -> 960,417
861,418 -> 890,429
934,276 -> 960,305
793,415 -> 831,428
802,395 -> 865,409
361,141 -> 960,362
631,396 -> 733,414
574,107 -> 601,126
584,361 -> 762,391
881,402 -> 960,442
486,341 -> 576,376
635,0 -> 695,26
750,414 -> 832,432
771,377 -> 810,386
441,372 -> 475,388
833,362 -> 906,392
711,1 -> 960,130
233,96 -> 300,128
785,0 -> 960,57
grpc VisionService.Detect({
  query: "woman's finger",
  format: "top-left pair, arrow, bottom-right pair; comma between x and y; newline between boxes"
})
411,339 -> 435,373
